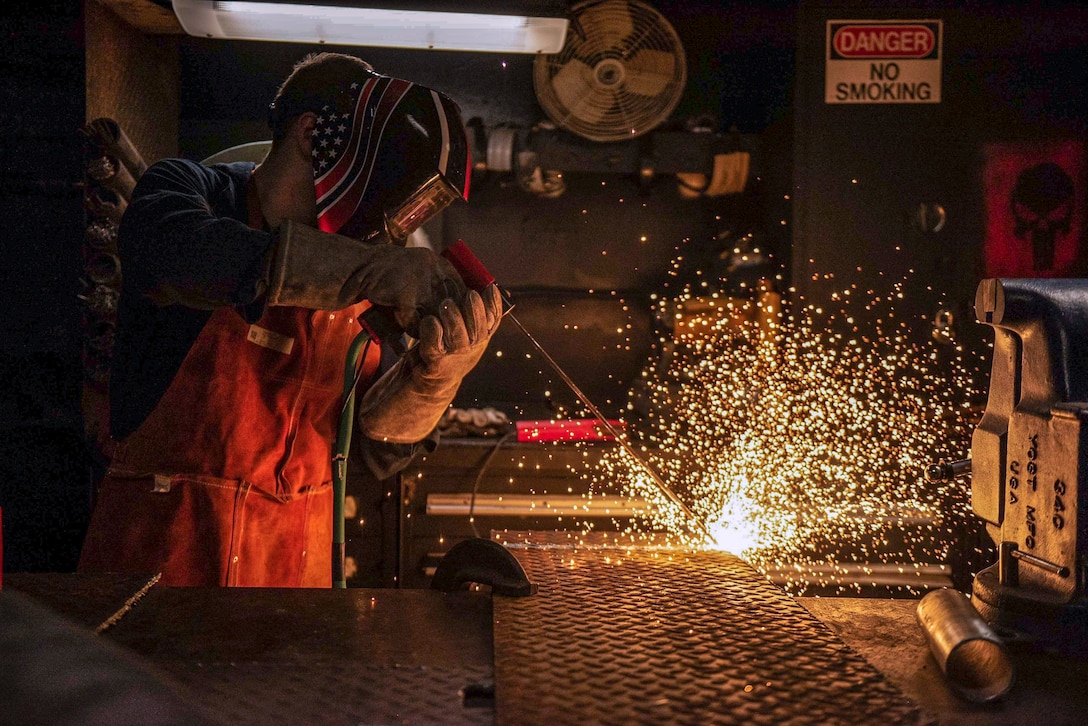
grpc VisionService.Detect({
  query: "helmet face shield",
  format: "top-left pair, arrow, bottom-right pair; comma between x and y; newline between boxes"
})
311,72 -> 470,241
384,173 -> 461,242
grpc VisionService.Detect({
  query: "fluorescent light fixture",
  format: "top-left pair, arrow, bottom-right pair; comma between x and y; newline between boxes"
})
173,0 -> 570,54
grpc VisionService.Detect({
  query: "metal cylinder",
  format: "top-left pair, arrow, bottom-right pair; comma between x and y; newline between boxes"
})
87,154 -> 137,201
925,458 -> 971,483
85,219 -> 118,252
86,252 -> 122,288
916,588 -> 1014,702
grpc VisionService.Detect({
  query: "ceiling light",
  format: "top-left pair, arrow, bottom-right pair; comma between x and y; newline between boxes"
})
172,0 -> 570,54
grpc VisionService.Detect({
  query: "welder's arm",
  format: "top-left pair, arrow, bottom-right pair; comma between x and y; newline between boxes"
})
119,159 -> 275,313
266,220 -> 466,335
121,161 -> 465,328
356,285 -> 502,445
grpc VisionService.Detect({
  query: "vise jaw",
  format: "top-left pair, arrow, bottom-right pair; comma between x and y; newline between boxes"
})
970,278 -> 1088,647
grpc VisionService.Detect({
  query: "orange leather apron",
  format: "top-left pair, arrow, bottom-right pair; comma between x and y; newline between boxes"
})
79,179 -> 380,587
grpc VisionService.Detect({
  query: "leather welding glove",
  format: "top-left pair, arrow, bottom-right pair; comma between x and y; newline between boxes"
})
356,284 -> 503,444
265,220 -> 465,334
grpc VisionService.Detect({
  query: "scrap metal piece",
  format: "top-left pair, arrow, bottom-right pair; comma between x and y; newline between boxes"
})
95,572 -> 161,634
493,545 -> 932,725
916,588 -> 1014,703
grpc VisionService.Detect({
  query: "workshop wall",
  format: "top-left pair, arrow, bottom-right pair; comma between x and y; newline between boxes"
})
85,0 -> 179,164
176,1 -> 796,154
792,0 -> 1088,352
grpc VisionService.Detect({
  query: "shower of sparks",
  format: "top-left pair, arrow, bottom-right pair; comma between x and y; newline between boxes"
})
579,273 -> 985,594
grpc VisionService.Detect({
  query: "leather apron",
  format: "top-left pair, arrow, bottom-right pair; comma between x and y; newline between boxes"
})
79,179 -> 381,587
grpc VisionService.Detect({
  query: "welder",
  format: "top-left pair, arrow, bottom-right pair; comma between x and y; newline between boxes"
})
78,52 -> 502,587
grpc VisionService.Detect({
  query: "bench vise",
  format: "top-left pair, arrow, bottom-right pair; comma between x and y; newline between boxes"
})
969,278 -> 1088,648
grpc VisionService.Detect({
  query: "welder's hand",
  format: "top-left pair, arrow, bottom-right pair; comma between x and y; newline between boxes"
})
265,220 -> 466,334
350,246 -> 468,336
417,284 -> 502,380
357,284 -> 502,444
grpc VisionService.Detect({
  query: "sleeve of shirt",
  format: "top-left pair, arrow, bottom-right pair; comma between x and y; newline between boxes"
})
357,432 -> 439,481
119,159 -> 274,312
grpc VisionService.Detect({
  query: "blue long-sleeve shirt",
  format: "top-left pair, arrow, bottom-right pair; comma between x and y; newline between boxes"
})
110,158 -> 426,478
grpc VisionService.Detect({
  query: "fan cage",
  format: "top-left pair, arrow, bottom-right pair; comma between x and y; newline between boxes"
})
533,0 -> 687,143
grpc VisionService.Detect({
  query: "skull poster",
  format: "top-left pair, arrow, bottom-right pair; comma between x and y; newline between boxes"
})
983,140 -> 1085,278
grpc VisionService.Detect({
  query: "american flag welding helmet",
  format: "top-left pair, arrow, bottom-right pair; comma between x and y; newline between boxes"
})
312,71 -> 470,242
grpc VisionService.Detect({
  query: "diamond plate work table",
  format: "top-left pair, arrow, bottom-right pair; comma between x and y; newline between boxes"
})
491,536 -> 1088,725
494,545 -> 929,725
4,573 -> 494,726
6,547 -> 1088,725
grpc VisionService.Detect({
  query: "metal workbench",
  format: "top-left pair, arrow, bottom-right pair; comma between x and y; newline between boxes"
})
4,544 -> 1088,725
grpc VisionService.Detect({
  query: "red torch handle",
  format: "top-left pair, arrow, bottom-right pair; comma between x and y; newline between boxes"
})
442,239 -> 495,292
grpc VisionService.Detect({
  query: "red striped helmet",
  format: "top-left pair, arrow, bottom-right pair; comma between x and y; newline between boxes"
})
312,71 -> 470,243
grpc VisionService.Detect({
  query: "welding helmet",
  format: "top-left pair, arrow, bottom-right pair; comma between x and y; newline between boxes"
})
312,71 -> 470,243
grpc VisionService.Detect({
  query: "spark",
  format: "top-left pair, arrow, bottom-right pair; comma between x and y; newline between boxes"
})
577,271 -> 982,594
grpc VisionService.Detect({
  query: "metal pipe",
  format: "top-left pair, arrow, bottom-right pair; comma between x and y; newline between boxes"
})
761,562 -> 954,589
426,493 -> 651,517
1010,548 -> 1070,578
916,588 -> 1014,703
925,458 -> 972,483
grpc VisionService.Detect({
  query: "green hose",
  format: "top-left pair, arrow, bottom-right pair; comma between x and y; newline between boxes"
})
333,329 -> 372,589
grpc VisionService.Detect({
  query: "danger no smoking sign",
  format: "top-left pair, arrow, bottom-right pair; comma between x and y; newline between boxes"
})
825,20 -> 943,104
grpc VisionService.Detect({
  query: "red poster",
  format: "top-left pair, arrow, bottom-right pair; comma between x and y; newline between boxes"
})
983,140 -> 1086,278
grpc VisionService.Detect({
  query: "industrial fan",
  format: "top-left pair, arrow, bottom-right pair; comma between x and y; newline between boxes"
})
533,0 -> 687,143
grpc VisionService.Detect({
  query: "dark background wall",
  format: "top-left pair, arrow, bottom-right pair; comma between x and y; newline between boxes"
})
1,2 -> 92,572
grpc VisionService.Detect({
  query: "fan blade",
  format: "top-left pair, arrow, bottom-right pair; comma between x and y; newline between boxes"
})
623,49 -> 675,97
577,0 -> 634,53
552,58 -> 609,126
